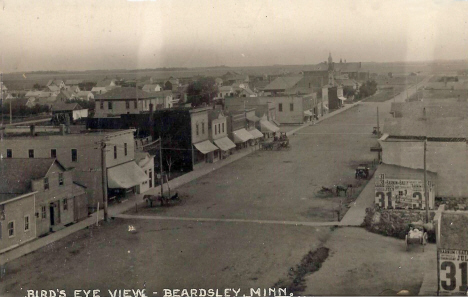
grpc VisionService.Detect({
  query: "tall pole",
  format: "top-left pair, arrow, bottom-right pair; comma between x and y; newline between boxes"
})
9,98 -> 12,124
376,107 -> 380,137
101,142 -> 108,222
159,135 -> 164,197
424,138 -> 429,223
1,73 -> 3,126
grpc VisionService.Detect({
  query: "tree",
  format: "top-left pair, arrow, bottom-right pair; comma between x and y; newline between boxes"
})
166,155 -> 174,179
356,80 -> 378,99
186,77 -> 218,107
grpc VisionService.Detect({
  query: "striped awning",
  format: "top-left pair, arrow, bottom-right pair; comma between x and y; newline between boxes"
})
233,128 -> 254,143
260,120 -> 280,133
248,128 -> 264,139
214,137 -> 236,151
193,140 -> 218,154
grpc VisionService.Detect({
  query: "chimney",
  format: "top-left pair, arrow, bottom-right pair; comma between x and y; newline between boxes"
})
30,125 -> 35,136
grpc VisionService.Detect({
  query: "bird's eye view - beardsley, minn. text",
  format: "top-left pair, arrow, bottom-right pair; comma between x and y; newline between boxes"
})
0,0 -> 468,296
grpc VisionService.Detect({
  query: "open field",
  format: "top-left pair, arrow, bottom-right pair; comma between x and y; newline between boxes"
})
363,86 -> 408,102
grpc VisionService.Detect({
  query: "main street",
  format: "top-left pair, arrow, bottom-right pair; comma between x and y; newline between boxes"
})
0,78 -> 431,296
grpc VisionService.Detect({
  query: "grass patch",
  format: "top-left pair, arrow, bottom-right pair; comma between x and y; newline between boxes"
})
274,247 -> 330,295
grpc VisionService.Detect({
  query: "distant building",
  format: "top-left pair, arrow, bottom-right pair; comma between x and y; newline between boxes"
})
94,88 -> 174,118
51,102 -> 88,121
142,84 -> 163,93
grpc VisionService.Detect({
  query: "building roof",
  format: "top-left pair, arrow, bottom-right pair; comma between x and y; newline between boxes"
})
25,91 -> 43,97
77,90 -> 92,97
383,117 -> 468,139
439,212 -> 468,250
51,102 -> 83,111
219,86 -> 233,92
48,85 -> 61,92
377,163 -> 437,181
95,79 -> 116,87
95,87 -> 159,100
0,159 -> 63,202
142,84 -> 162,90
334,62 -> 362,73
208,109 -> 225,122
263,76 -> 303,91
47,79 -> 63,87
145,90 -> 173,98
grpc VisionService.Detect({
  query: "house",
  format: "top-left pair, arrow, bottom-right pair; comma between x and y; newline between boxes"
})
51,102 -> 88,121
0,160 -> 37,253
56,90 -> 76,103
64,85 -> 80,93
46,79 -> 65,89
94,88 -> 174,118
190,107 -> 218,164
25,91 -> 43,98
218,86 -> 235,98
379,117 -> 468,198
142,84 -> 163,93
208,110 -> 235,161
164,77 -> 180,91
221,71 -> 249,85
0,128 -> 151,207
95,79 -> 117,88
47,85 -> 61,93
76,91 -> 94,101
91,87 -> 109,95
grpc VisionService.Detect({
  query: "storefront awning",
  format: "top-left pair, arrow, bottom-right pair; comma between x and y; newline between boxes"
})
193,140 -> 218,154
272,119 -> 281,127
260,120 -> 280,133
248,128 -> 264,139
246,114 -> 260,122
338,96 -> 347,101
108,161 -> 149,189
214,137 -> 236,151
304,110 -> 313,116
233,128 -> 254,143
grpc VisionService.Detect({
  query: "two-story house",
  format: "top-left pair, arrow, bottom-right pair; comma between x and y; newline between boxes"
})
94,88 -> 173,118
0,128 -> 150,208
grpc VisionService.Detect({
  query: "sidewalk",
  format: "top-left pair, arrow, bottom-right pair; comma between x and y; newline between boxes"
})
0,101 -> 360,265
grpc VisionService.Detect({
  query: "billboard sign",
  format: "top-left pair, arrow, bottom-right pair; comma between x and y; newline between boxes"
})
438,249 -> 468,295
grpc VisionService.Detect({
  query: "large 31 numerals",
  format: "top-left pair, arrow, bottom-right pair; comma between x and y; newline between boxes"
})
460,262 -> 467,291
376,192 -> 392,208
441,261 -> 457,291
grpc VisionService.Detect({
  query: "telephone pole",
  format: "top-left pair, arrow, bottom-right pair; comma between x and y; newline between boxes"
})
101,142 -> 109,221
159,135 -> 164,197
376,107 -> 380,138
424,138 -> 429,223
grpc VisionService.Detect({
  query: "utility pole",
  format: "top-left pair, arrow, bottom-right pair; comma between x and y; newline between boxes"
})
424,138 -> 429,223
159,135 -> 164,197
376,107 -> 380,138
0,72 -> 3,126
101,142 -> 108,222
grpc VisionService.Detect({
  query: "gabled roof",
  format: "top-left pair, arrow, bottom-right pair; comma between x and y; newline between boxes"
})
0,159 -> 65,202
334,62 -> 361,72
25,91 -> 43,97
77,90 -> 92,97
145,90 -> 173,98
263,76 -> 303,91
219,86 -> 234,92
51,102 -> 83,111
48,85 -> 61,92
96,79 -> 116,87
58,90 -> 74,99
208,109 -> 225,122
95,87 -> 159,100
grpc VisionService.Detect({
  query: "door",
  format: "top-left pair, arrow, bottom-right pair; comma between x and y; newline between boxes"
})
49,204 -> 55,226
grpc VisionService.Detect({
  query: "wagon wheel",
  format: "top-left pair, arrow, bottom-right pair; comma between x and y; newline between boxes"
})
405,235 -> 409,251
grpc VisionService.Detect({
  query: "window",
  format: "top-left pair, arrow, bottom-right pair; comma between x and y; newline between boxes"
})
222,123 -> 225,133
100,101 -> 104,109
71,149 -> 77,162
108,101 -> 113,110
6,149 -> 12,158
202,122 -> 205,134
279,103 -> 283,112
134,100 -> 138,108
63,199 -> 68,211
44,177 -> 49,190
114,146 -> 117,159
41,206 -> 46,219
8,221 -> 14,238
124,143 -> 128,156
214,125 -> 217,135
51,149 -> 57,158
290,103 -> 294,111
59,173 -> 64,186
126,101 -> 130,109
196,123 -> 199,136
24,216 -> 30,232
29,149 -> 34,158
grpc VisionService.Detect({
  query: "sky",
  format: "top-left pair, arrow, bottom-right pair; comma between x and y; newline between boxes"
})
0,0 -> 467,73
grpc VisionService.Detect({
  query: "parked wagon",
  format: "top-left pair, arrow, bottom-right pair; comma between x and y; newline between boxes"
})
405,222 -> 428,252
